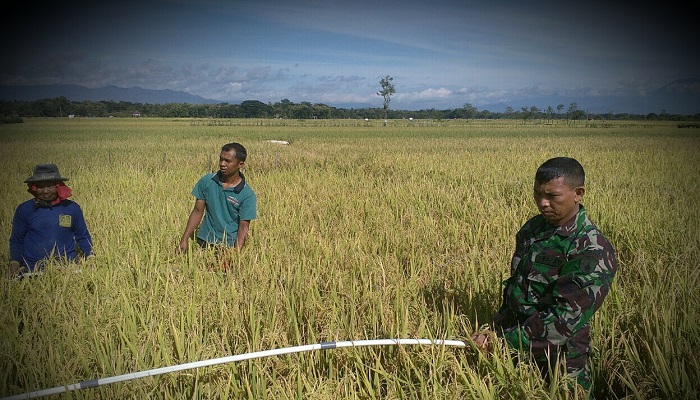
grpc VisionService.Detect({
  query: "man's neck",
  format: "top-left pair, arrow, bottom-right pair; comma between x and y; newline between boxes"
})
220,171 -> 242,186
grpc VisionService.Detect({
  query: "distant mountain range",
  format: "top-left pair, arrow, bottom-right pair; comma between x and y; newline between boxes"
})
480,78 -> 700,116
0,84 -> 217,105
1,79 -> 699,115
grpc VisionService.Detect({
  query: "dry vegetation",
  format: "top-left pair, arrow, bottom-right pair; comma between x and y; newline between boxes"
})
0,118 -> 698,399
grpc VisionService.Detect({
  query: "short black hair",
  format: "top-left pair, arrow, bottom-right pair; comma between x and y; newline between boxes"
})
221,142 -> 247,162
535,157 -> 585,187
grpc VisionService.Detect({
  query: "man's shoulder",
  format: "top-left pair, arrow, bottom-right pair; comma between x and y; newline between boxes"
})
19,198 -> 35,206
575,210 -> 610,241
15,199 -> 35,213
59,199 -> 81,209
240,183 -> 256,196
569,210 -> 617,263
518,214 -> 547,235
579,221 -> 615,251
194,173 -> 218,187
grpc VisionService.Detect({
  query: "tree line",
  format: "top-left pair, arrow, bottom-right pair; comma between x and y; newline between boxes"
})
1,96 -> 698,122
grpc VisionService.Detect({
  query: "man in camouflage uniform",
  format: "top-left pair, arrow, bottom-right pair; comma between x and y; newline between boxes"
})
492,157 -> 617,392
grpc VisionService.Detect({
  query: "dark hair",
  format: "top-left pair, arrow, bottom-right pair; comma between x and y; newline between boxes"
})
535,157 -> 585,187
221,142 -> 247,162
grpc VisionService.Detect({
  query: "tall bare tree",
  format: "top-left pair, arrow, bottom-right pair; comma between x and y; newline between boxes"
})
377,75 -> 395,120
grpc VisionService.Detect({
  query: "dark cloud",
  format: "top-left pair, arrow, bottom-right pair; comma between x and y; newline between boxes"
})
1,1 -> 697,112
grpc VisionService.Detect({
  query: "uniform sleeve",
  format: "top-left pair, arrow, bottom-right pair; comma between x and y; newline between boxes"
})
9,204 -> 28,262
72,204 -> 93,256
495,229 -> 527,324
503,239 -> 617,352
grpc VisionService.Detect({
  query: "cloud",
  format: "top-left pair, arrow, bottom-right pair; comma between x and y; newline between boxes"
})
319,92 -> 372,105
398,87 -> 453,101
2,1 -> 697,113
318,75 -> 365,83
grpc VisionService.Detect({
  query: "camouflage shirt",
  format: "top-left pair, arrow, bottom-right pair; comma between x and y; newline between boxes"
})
495,204 -> 617,368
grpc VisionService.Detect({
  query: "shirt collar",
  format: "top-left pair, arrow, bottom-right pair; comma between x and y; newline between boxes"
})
555,204 -> 586,237
213,171 -> 247,193
532,204 -> 586,240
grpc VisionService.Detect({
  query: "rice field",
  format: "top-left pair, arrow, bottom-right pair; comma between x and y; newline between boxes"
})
0,118 -> 698,399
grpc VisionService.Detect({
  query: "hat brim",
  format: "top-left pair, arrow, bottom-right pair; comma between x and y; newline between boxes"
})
24,177 -> 69,183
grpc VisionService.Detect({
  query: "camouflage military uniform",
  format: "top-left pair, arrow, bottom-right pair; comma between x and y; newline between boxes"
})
494,205 -> 617,391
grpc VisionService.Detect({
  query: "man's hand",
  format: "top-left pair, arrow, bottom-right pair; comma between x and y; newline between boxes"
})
6,261 -> 22,278
177,239 -> 189,254
470,329 -> 494,354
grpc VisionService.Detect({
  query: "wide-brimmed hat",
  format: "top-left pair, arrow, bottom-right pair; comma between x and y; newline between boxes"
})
24,164 -> 69,183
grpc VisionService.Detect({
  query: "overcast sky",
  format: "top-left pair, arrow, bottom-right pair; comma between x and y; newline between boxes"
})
1,0 -> 698,111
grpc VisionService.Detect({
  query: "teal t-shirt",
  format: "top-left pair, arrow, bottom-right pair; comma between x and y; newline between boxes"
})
192,172 -> 257,246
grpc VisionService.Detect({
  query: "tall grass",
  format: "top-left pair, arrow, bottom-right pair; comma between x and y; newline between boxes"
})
1,118 -> 698,399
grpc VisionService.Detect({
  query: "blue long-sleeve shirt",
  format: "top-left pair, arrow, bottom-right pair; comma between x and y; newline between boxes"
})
9,199 -> 93,271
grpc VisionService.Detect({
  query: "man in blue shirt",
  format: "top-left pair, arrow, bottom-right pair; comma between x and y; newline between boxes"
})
179,142 -> 257,252
7,164 -> 93,278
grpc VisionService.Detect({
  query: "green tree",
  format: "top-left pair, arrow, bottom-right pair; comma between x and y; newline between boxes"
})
546,106 -> 554,123
240,100 -> 272,118
273,98 -> 294,118
462,103 -> 478,120
530,106 -> 540,122
377,75 -> 395,120
520,107 -> 531,124
290,102 -> 313,119
566,102 -> 587,123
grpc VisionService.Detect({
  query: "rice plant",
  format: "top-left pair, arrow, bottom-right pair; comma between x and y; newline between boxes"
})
0,118 -> 698,399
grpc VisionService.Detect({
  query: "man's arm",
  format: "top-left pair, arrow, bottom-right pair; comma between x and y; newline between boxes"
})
9,204 -> 28,266
178,199 -> 206,252
72,204 -> 94,257
8,205 -> 28,277
235,220 -> 251,248
502,248 -> 617,352
234,190 -> 256,249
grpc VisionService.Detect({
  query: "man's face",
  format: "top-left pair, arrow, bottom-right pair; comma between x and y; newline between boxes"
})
33,181 -> 59,203
533,177 -> 584,226
219,150 -> 244,177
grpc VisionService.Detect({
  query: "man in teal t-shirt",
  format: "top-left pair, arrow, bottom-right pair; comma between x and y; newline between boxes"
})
179,143 -> 257,250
